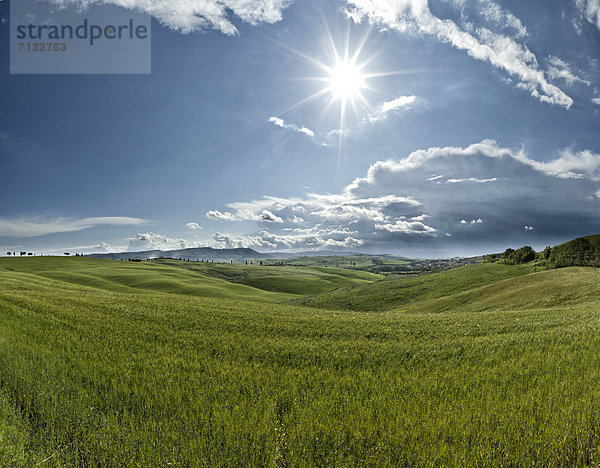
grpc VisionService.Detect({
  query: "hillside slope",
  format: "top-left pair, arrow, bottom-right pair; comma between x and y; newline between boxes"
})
293,262 -> 533,312
2,261 -> 600,464
407,267 -> 600,313
547,234 -> 600,267
0,257 -> 380,302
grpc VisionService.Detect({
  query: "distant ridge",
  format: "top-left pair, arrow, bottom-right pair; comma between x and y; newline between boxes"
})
88,247 -> 268,262
86,247 -> 449,262
87,247 -> 381,262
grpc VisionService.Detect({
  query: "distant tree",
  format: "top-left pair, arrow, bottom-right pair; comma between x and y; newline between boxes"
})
6,252 -> 11,256
483,254 -> 497,263
27,253 -> 33,256
64,252 -> 70,256
500,246 -> 535,264
501,248 -> 515,260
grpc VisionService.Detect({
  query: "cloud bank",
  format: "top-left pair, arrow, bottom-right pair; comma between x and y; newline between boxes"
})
205,140 -> 600,254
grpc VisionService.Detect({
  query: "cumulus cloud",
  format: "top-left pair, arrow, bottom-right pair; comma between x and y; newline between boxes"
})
211,229 -> 364,251
186,222 -> 202,230
206,209 -> 283,222
50,0 -> 293,35
206,210 -> 237,221
375,220 -> 437,234
344,0 -> 573,108
346,140 -> 600,185
127,232 -> 189,251
206,140 -> 600,255
461,218 -> 483,225
524,225 -> 535,231
215,193 -> 421,226
592,97 -> 600,105
0,216 -> 146,238
269,117 -> 315,138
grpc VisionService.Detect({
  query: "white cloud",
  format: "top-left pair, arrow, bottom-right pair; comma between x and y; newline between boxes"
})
205,140 -> 600,255
592,97 -> 600,105
576,0 -> 600,31
477,0 -> 527,38
447,177 -> 497,183
546,56 -> 590,86
344,0 -> 573,108
51,0 -> 293,35
269,116 -> 315,138
521,148 -> 600,179
206,210 -> 237,221
375,220 -> 437,234
217,193 -> 420,227
524,225 -> 535,231
127,232 -> 189,251
346,140 -> 600,186
461,218 -> 483,225
211,230 -> 364,251
257,210 -> 284,223
186,222 -> 202,230
206,208 -> 283,222
381,95 -> 416,113
0,216 -> 146,238
366,95 -> 417,123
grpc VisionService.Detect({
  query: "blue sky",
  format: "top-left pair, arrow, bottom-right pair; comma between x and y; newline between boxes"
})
2,0 -> 600,257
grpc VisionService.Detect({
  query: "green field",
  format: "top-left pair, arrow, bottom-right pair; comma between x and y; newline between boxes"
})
2,257 -> 600,465
293,262 -> 534,311
0,257 -> 380,303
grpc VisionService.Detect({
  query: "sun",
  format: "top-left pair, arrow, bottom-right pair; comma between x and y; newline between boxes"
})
326,59 -> 366,102
275,24 -> 401,170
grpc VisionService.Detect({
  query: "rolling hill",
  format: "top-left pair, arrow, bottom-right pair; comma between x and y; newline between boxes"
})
547,233 -> 600,267
0,256 -> 381,302
3,243 -> 600,465
293,262 -> 534,312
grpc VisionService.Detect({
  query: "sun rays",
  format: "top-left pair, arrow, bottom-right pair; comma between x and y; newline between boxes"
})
273,21 -> 399,171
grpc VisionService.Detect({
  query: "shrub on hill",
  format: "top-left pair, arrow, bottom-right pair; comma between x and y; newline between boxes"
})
500,246 -> 536,265
547,237 -> 600,268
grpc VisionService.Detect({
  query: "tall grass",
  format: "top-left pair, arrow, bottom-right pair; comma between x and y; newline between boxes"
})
2,266 -> 600,465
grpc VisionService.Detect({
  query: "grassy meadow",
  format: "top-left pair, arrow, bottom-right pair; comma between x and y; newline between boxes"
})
1,257 -> 600,465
